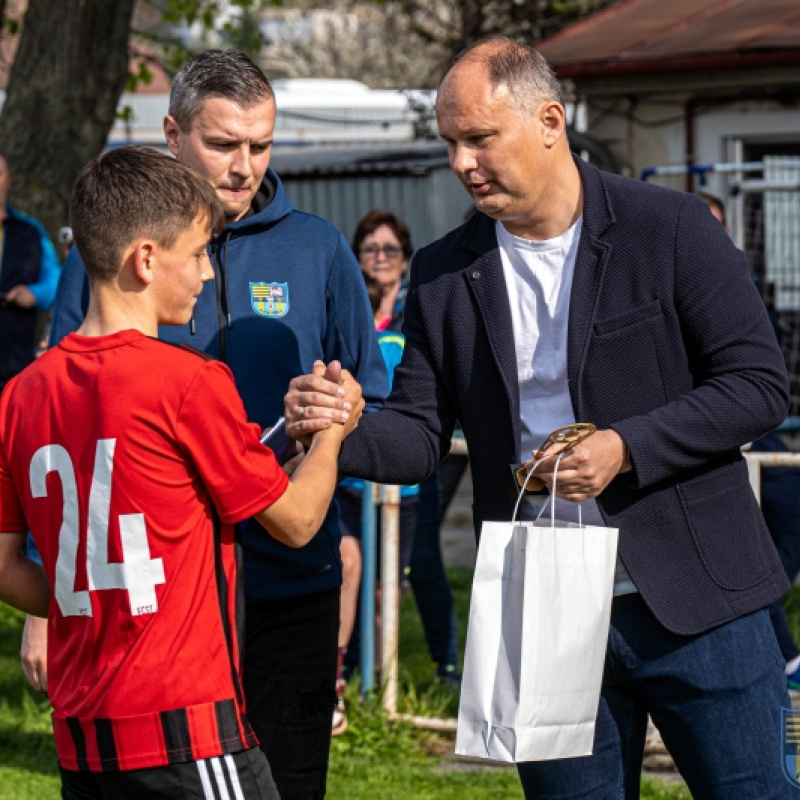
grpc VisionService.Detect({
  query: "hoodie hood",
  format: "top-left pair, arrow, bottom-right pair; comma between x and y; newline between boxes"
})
223,168 -> 292,233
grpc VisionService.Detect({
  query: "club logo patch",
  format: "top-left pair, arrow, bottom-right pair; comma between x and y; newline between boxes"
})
782,707 -> 800,788
250,282 -> 289,318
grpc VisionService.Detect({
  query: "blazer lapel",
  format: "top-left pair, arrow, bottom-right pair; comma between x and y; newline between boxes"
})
567,159 -> 615,420
461,214 -> 521,445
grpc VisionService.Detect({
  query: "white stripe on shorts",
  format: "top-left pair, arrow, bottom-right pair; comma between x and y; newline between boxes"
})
225,753 -> 246,800
197,758 -> 216,799
211,757 -> 231,800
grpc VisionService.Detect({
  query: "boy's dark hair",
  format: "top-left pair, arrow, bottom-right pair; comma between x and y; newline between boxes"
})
352,210 -> 414,262
170,49 -> 274,131
70,146 -> 224,283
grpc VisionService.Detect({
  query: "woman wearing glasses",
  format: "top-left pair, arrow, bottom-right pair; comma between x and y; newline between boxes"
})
353,210 -> 413,330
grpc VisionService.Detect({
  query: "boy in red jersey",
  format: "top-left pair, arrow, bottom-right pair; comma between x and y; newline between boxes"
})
0,146 -> 363,799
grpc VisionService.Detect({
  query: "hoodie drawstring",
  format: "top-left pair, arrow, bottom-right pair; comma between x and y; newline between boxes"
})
221,232 -> 232,329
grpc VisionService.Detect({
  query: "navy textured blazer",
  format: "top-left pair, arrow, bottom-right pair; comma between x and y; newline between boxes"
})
340,157 -> 790,635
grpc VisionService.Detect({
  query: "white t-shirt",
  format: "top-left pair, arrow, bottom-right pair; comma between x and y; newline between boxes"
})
496,218 -> 637,596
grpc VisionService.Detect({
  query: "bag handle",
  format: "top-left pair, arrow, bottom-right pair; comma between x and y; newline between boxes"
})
512,451 -> 582,529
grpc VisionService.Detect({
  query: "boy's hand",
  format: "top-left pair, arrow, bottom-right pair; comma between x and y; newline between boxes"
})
21,614 -> 48,695
285,360 -> 354,441
337,369 -> 364,438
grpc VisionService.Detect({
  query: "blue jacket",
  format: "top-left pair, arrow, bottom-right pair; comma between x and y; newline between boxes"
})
49,170 -> 387,601
0,205 -> 60,382
339,157 -> 790,636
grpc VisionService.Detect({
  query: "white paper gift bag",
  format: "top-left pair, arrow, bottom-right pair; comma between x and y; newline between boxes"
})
455,456 -> 618,763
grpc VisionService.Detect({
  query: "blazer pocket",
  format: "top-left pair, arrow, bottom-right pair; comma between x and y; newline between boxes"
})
678,460 -> 771,591
593,299 -> 663,337
582,298 -> 668,419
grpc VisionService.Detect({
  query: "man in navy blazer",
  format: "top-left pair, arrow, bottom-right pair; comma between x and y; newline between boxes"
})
287,38 -> 794,798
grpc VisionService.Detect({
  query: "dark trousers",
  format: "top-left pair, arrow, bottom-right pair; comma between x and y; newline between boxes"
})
244,587 -> 340,800
60,748 -> 278,799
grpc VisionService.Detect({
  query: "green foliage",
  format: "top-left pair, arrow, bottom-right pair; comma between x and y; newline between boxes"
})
124,60 -> 154,93
640,778 -> 693,799
783,586 -> 800,643
0,605 -> 60,799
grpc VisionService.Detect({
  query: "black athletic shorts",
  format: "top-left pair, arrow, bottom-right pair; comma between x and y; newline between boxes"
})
60,747 -> 278,800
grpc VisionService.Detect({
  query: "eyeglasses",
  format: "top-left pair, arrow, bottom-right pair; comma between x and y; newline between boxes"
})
360,244 -> 402,259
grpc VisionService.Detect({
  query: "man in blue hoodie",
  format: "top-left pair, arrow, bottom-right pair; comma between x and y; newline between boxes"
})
30,50 -> 386,800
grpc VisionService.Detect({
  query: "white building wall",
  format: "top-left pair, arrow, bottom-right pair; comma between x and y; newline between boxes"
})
587,97 -> 800,196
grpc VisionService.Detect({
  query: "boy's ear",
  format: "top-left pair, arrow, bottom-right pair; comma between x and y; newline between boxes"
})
130,240 -> 156,286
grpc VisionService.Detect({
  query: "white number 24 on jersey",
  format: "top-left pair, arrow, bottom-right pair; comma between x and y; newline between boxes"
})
29,439 -> 166,618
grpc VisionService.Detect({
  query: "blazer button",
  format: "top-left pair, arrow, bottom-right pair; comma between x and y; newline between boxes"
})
472,270 -> 481,279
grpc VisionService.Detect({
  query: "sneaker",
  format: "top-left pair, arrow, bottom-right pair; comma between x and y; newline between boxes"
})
332,679 -> 348,736
788,663 -> 800,696
434,662 -> 462,688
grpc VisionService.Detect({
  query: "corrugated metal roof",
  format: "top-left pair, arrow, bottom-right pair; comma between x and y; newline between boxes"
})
537,0 -> 800,77
270,142 -> 450,178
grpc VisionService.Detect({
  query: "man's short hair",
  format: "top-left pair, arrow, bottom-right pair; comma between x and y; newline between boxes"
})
169,49 -> 275,131
439,36 -> 564,116
70,146 -> 224,283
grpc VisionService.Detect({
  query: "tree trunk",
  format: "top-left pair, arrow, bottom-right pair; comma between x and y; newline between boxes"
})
0,0 -> 135,240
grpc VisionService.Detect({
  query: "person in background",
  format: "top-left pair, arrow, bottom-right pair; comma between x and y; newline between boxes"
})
57,226 -> 74,263
0,152 -> 60,391
27,50 -> 386,800
699,190 -> 800,693
355,209 -> 411,331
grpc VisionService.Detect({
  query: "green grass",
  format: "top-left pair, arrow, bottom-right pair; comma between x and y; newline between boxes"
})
0,570 -> 698,799
0,604 -> 60,797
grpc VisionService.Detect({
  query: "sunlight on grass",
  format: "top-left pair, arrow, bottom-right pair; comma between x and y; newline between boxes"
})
0,572 -> 694,799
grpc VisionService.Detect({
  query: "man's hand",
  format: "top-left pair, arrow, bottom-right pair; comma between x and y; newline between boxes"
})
5,285 -> 36,309
285,360 -> 355,441
21,614 -> 48,695
335,368 -> 364,438
529,429 -> 629,502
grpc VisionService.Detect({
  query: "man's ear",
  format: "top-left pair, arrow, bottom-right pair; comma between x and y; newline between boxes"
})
539,100 -> 566,148
163,115 -> 181,158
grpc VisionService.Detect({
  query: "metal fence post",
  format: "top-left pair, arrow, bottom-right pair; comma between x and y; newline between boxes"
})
380,484 -> 401,715
360,482 -> 377,694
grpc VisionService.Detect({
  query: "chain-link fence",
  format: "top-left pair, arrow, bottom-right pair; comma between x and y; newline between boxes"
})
642,158 -> 800,415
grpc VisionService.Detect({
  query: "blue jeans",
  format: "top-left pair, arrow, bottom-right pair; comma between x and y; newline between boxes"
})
517,593 -> 796,799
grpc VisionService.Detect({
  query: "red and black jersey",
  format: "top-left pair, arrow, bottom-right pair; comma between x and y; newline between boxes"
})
0,330 -> 289,771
